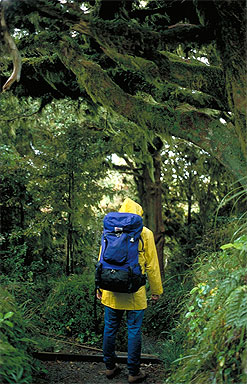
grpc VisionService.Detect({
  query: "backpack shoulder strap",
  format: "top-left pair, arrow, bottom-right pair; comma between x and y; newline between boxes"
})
139,236 -> 144,252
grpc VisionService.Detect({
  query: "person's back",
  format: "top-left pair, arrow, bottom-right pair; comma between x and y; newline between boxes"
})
97,198 -> 163,383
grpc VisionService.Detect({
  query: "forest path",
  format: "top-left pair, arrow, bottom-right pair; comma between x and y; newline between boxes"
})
33,359 -> 166,383
32,336 -> 166,383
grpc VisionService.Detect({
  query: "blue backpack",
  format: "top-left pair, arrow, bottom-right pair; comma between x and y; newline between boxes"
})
95,212 -> 146,293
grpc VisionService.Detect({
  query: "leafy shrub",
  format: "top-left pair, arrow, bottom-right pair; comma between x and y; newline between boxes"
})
143,277 -> 192,338
0,240 -> 28,281
166,235 -> 247,384
158,325 -> 186,371
141,275 -> 191,369
38,273 -> 132,351
40,273 -> 104,346
0,287 -> 34,384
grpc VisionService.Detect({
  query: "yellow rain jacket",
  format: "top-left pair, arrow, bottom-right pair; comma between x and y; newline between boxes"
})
100,198 -> 163,310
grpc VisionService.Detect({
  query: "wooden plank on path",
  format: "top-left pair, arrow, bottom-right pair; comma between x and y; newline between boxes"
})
33,351 -> 161,364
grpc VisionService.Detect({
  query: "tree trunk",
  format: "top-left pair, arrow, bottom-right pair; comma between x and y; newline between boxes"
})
213,1 -> 247,168
66,170 -> 74,275
135,153 -> 165,276
186,171 -> 193,261
66,218 -> 71,276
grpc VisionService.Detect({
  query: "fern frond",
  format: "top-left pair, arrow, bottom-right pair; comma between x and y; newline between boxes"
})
225,285 -> 247,329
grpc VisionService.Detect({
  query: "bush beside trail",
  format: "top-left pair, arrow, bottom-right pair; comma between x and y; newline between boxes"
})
0,287 -> 34,384
40,273 -> 104,345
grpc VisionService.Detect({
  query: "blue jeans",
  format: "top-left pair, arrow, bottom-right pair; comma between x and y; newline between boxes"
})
103,306 -> 145,376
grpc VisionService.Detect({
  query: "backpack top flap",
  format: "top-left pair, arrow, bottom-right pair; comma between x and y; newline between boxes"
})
100,212 -> 143,267
103,212 -> 143,239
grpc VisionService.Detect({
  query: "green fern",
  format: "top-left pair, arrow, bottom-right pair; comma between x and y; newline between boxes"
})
225,285 -> 247,329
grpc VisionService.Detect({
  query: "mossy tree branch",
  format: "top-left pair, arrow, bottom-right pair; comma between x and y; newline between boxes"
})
73,17 -> 226,103
2,0 -> 246,184
101,47 -> 227,108
59,45 -> 246,182
74,18 -> 210,56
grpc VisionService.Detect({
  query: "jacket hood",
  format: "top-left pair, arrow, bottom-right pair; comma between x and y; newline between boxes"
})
119,198 -> 143,217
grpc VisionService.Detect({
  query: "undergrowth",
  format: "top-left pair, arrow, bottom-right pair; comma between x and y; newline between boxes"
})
0,287 -> 34,384
166,234 -> 247,384
38,273 -> 104,347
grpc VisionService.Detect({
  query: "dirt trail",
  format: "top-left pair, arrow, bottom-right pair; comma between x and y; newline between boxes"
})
32,335 -> 166,383
33,359 -> 165,384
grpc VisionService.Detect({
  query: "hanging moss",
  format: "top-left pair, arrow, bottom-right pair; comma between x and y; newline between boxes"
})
58,41 -> 247,184
88,18 -> 162,56
101,47 -> 163,89
159,52 -> 226,103
97,45 -> 226,109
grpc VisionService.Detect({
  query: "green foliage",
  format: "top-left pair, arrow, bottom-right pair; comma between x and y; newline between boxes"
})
216,176 -> 247,239
166,234 -> 247,384
142,276 -> 192,370
0,311 -> 14,328
0,287 -> 34,384
39,273 -> 104,346
143,277 -> 192,338
158,325 -> 186,371
2,0 -> 247,185
225,285 -> 247,330
1,241 -> 28,280
161,138 -> 236,274
1,97 -> 111,280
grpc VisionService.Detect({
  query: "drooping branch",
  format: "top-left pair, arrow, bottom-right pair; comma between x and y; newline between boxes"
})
73,15 -> 226,104
1,4 -> 22,92
101,47 -> 227,107
157,84 -> 226,111
74,18 -> 211,56
58,44 -> 246,182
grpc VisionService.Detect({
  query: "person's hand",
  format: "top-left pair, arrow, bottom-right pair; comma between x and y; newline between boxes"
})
151,294 -> 160,304
96,289 -> 102,300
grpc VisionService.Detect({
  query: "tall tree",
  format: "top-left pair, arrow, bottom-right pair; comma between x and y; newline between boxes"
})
133,138 -> 165,275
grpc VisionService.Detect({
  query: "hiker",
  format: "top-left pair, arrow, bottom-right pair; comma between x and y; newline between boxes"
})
96,198 -> 163,383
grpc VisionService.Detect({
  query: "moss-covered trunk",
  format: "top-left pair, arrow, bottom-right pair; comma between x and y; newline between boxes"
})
135,153 -> 165,277
214,1 -> 247,162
